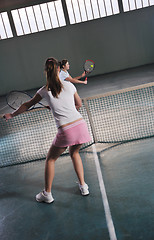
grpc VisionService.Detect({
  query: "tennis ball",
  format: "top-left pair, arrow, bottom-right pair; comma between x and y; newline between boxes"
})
91,65 -> 93,67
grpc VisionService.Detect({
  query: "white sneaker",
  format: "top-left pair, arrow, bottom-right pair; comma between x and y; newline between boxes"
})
36,190 -> 54,203
79,183 -> 89,196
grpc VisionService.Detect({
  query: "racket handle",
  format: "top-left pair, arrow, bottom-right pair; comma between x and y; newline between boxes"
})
85,77 -> 87,81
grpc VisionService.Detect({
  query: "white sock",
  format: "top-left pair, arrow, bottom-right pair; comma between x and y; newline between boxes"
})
79,183 -> 86,187
43,190 -> 51,196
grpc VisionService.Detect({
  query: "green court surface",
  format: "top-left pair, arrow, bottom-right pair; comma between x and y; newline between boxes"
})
98,138 -> 154,240
0,137 -> 154,240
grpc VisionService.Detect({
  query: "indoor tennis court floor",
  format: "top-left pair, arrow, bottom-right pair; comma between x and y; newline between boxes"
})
0,138 -> 154,240
0,64 -> 154,240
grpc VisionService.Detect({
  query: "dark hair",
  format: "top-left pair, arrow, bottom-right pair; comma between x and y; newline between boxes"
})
45,57 -> 63,98
59,59 -> 68,69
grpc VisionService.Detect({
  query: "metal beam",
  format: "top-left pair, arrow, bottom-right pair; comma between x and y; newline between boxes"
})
118,0 -> 124,13
61,0 -> 70,25
7,10 -> 17,37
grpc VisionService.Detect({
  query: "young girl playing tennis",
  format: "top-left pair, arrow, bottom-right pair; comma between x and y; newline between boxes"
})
4,57 -> 91,203
59,59 -> 87,84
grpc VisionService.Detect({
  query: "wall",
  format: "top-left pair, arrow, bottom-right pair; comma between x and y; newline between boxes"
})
0,6 -> 154,95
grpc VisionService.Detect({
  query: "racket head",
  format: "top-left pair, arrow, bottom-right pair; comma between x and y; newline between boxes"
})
6,91 -> 33,110
84,59 -> 95,74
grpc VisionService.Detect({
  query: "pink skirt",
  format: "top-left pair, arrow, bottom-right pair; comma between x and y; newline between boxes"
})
52,119 -> 91,147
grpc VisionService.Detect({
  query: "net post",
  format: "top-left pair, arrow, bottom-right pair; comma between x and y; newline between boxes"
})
83,98 -> 97,143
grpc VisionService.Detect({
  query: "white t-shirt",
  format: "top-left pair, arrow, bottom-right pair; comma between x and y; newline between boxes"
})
59,70 -> 69,81
37,81 -> 82,128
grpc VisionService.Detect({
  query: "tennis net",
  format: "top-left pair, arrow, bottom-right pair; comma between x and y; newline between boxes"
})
0,82 -> 153,167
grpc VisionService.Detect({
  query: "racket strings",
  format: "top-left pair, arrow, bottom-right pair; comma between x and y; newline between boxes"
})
7,92 -> 31,110
6,91 -> 46,110
84,60 -> 95,73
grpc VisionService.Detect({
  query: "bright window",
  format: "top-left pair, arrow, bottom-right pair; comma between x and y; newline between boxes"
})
122,0 -> 154,12
11,0 -> 66,36
65,0 -> 120,24
0,12 -> 13,39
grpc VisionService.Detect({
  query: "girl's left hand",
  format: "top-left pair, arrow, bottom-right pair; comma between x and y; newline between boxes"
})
81,71 -> 86,78
83,79 -> 87,84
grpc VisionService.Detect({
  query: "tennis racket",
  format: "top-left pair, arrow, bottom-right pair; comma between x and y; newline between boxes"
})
83,59 -> 95,81
6,90 -> 47,110
84,59 -> 95,74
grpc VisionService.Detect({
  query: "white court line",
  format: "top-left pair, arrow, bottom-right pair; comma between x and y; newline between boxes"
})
92,144 -> 117,240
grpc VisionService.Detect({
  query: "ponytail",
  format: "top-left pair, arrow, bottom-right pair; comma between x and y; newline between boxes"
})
45,58 -> 63,98
59,59 -> 68,69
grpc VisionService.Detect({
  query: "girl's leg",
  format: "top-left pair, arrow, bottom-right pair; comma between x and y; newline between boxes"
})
45,144 -> 67,192
69,144 -> 85,185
